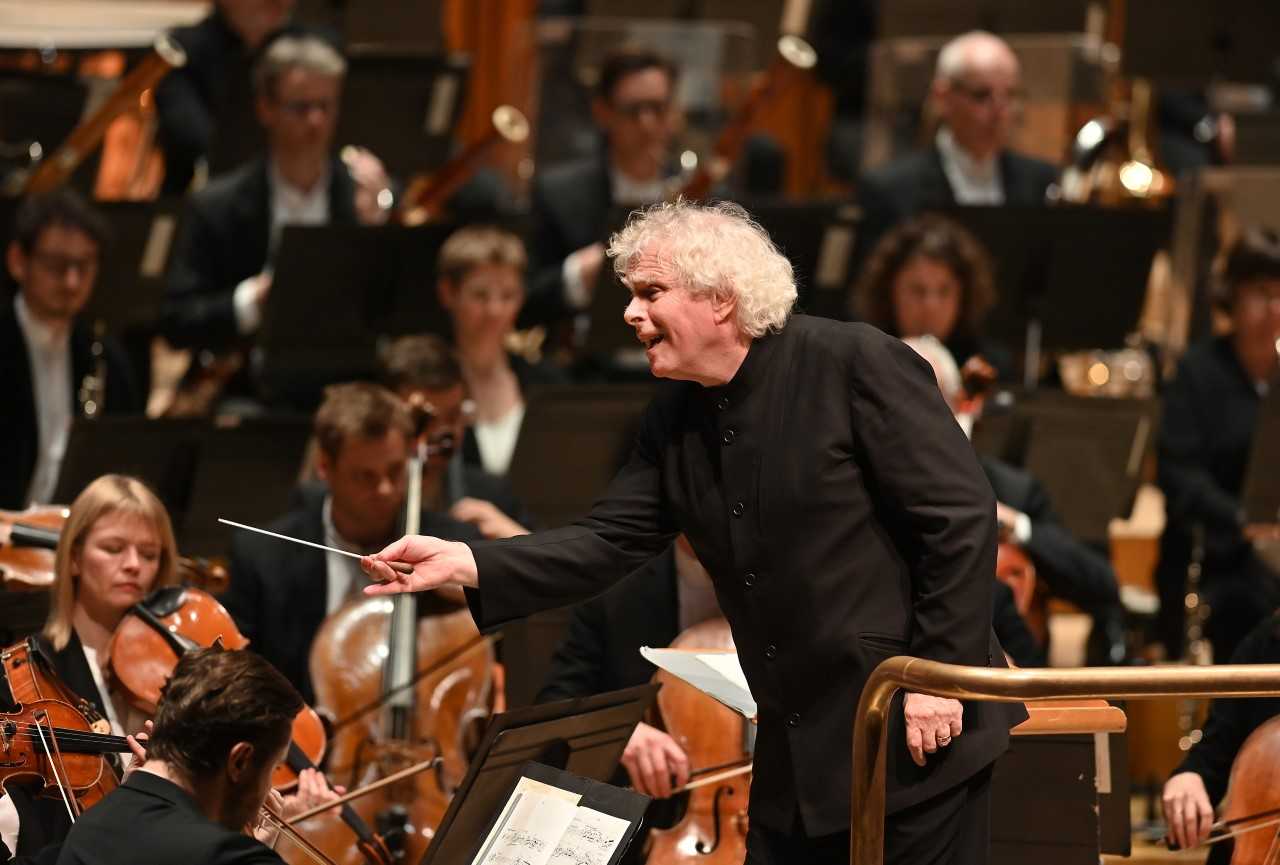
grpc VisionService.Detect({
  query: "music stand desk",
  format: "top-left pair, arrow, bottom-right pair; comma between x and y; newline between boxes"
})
420,684 -> 658,865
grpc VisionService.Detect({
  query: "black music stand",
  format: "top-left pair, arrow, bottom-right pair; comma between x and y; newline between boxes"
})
334,49 -> 469,180
931,205 -> 1171,371
51,418 -> 203,521
177,416 -> 314,557
745,199 -> 861,320
419,684 -> 658,865
1241,384 -> 1280,525
256,223 -> 454,409
82,199 -> 184,334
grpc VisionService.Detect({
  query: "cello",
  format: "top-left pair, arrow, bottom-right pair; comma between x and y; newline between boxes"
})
644,617 -> 753,865
1184,715 -> 1280,864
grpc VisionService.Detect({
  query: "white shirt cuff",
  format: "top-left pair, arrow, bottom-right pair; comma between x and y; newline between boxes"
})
562,251 -> 593,311
233,275 -> 264,335
1014,512 -> 1032,545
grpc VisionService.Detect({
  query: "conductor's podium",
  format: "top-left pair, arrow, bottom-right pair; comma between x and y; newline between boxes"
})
992,700 -> 1130,864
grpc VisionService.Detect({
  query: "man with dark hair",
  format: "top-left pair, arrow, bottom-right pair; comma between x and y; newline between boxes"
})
524,46 -> 681,330
379,335 -> 531,539
0,189 -> 143,508
53,646 -> 300,864
161,31 -> 391,398
221,382 -> 480,703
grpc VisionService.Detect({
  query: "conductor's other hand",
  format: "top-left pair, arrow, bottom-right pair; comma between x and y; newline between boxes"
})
903,692 -> 963,767
360,535 -> 478,595
621,721 -> 690,800
1162,771 -> 1214,850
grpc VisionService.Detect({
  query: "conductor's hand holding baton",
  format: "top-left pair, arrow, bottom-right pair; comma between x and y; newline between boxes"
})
360,535 -> 479,594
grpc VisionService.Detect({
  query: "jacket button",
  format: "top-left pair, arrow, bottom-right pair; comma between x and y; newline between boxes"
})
787,713 -> 800,727
722,428 -> 736,445
744,571 -> 756,588
731,501 -> 744,518
717,396 -> 730,410
765,644 -> 777,660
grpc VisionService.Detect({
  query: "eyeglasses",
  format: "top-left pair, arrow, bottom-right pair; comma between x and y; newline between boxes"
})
31,250 -> 98,278
611,98 -> 672,121
949,80 -> 1025,108
276,98 -> 336,118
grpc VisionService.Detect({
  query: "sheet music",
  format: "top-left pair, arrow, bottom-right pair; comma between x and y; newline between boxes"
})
546,807 -> 631,865
639,647 -> 757,719
472,777 -> 581,865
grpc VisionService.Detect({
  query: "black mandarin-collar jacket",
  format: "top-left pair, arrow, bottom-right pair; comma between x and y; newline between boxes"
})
467,315 -> 1025,836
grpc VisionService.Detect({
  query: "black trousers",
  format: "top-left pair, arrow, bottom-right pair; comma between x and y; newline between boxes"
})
744,766 -> 993,865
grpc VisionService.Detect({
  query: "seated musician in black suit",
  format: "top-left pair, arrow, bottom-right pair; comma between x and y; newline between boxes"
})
379,335 -> 532,538
851,214 -> 1011,381
1154,226 -> 1280,664
0,191 -> 142,509
433,227 -> 567,476
524,46 -> 681,331
52,646 -> 306,865
857,31 -> 1057,253
1161,610 -> 1280,864
161,32 -> 391,370
906,335 -> 1127,665
155,0 -> 297,195
221,383 -> 480,704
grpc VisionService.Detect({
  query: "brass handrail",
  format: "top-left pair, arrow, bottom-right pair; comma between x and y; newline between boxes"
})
851,659 -> 1280,865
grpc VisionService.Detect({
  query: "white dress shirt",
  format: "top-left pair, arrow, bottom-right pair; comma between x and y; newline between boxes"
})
936,127 -> 1004,205
232,161 -> 331,335
322,496 -> 376,615
15,295 -> 73,505
473,403 -> 525,477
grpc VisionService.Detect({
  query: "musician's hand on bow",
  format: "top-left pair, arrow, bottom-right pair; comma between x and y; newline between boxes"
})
904,692 -> 963,767
360,535 -> 478,594
621,722 -> 690,800
1162,771 -> 1214,850
346,146 -> 394,226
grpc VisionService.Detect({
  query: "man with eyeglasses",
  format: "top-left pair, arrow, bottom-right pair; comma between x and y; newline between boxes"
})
0,189 -> 143,509
161,31 -> 391,408
858,31 -> 1058,251
524,46 -> 682,334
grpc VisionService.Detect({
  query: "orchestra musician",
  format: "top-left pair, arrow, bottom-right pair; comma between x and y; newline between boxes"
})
0,475 -> 333,862
524,46 -> 681,332
850,212 -> 1010,380
160,31 -> 392,408
1161,609 -> 1280,864
433,226 -> 566,477
155,0 -> 297,195
362,200 -> 1025,865
857,30 -> 1058,254
51,646 -> 306,865
220,383 -> 481,705
378,335 -> 532,539
0,191 -> 143,510
1155,225 -> 1280,664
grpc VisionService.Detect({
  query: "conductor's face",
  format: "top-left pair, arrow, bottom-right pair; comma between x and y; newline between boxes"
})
623,245 -> 725,383
259,67 -> 340,162
318,430 -> 409,547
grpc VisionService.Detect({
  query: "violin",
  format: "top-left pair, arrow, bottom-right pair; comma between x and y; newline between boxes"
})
1,637 -> 129,812
0,506 -> 68,591
645,617 -> 753,865
107,586 -> 393,865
